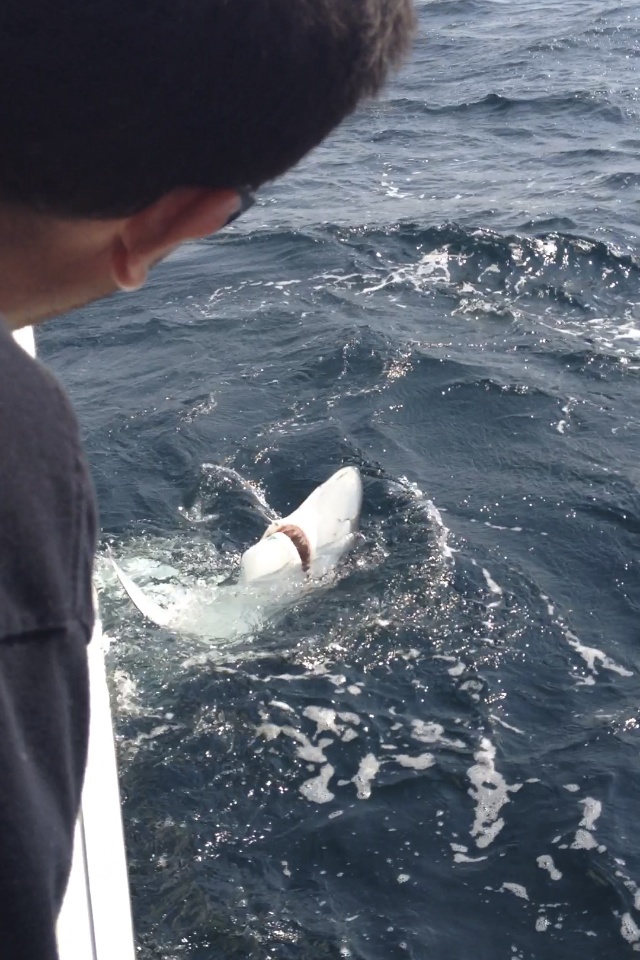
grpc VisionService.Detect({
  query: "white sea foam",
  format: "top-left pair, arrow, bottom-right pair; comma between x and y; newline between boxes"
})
394,753 -> 435,771
564,629 -> 632,679
490,715 -> 525,735
579,797 -> 602,831
482,568 -> 503,609
299,764 -> 335,804
281,726 -> 333,764
361,247 -> 455,295
540,593 -> 555,617
467,738 -> 521,849
255,722 -> 281,741
621,912 -> 640,945
571,829 -> 598,851
337,712 -> 361,726
412,720 -> 465,749
392,478 -> 455,564
302,706 -> 342,735
112,668 -> 141,716
351,754 -> 380,800
341,729 -> 359,743
425,499 -> 455,561
270,700 -> 294,713
500,883 -> 529,900
537,855 -> 562,881
449,843 -> 487,863
453,851 -> 487,864
559,312 -> 640,362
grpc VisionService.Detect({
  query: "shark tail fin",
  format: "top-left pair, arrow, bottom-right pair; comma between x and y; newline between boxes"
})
110,558 -> 172,628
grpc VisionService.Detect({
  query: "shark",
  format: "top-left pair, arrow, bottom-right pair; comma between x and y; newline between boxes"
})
110,465 -> 363,639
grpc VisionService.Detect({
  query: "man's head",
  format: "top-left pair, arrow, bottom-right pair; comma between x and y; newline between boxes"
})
0,0 -> 414,327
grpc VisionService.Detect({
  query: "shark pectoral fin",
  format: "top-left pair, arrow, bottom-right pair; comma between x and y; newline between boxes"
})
110,558 -> 173,628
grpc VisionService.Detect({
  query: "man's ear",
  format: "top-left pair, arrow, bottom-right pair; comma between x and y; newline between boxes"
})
110,187 -> 242,292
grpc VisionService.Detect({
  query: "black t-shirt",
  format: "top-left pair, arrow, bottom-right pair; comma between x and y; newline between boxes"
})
0,321 -> 96,958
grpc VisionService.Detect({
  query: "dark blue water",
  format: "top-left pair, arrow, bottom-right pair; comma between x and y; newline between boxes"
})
42,1 -> 640,956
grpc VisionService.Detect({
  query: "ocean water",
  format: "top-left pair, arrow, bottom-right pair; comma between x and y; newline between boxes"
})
42,0 -> 640,957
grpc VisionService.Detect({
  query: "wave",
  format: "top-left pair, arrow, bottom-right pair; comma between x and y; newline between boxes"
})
197,221 -> 640,368
381,90 -> 630,122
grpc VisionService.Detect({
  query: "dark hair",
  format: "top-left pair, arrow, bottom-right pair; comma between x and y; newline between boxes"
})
0,0 -> 414,218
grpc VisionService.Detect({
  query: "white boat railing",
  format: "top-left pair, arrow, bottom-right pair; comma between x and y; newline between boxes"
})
56,616 -> 136,960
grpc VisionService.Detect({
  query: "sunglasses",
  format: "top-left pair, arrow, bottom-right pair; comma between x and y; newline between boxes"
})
223,187 -> 256,227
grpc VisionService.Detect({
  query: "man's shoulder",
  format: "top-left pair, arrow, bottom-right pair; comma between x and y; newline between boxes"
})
0,322 -> 81,462
0,322 -> 96,641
